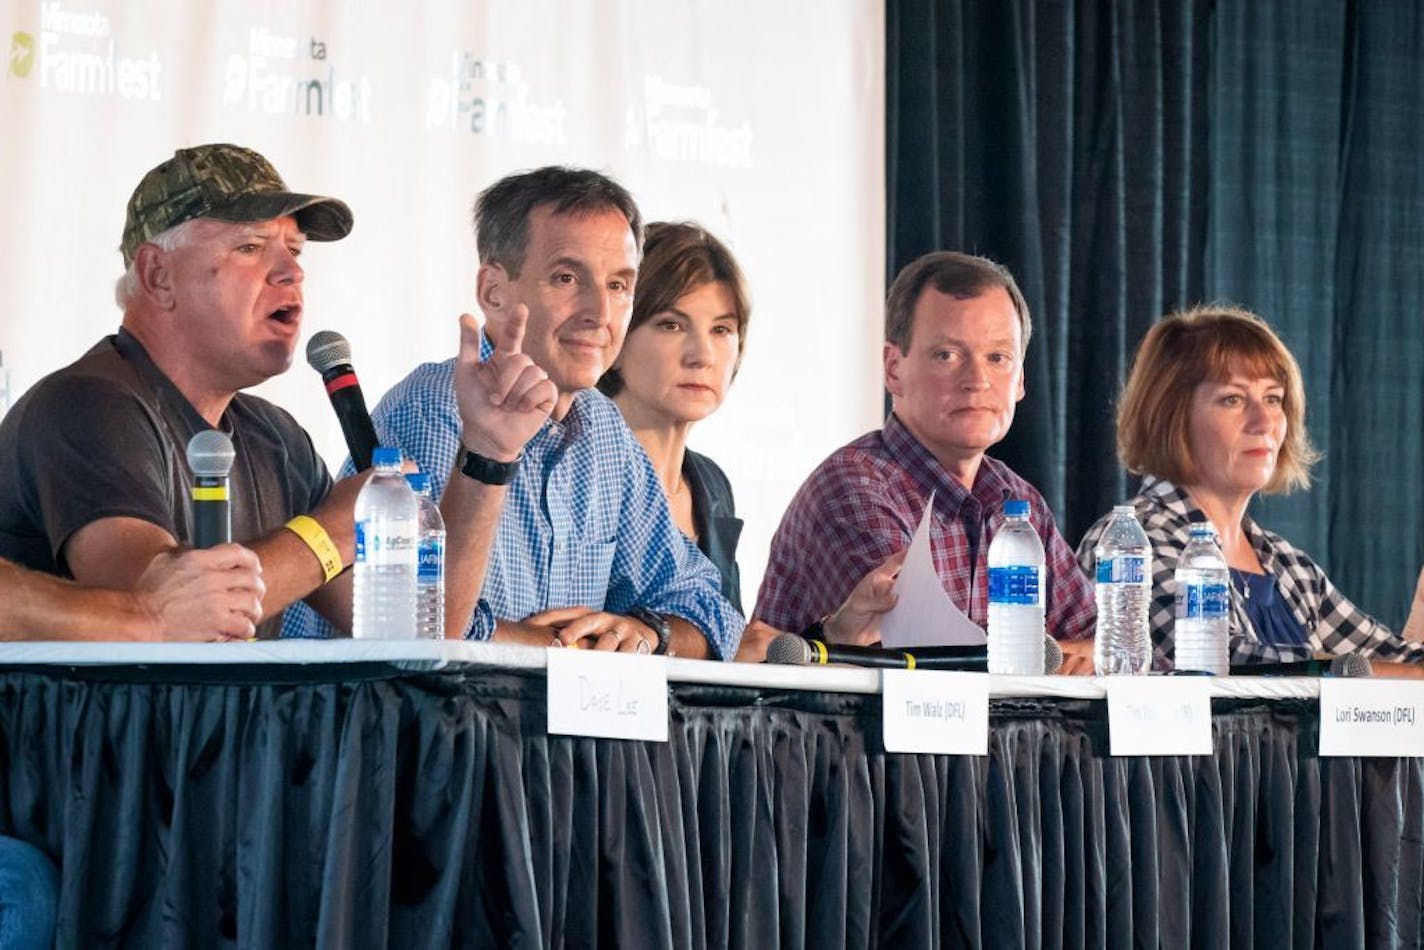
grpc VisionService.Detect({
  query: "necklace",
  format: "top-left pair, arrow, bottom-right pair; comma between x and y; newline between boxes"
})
1230,568 -> 1252,601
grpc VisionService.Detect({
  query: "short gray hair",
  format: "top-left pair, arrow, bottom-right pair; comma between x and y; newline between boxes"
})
473,166 -> 643,277
113,217 -> 204,310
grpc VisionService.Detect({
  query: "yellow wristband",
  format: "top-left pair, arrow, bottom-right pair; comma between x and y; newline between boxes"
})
285,515 -> 343,583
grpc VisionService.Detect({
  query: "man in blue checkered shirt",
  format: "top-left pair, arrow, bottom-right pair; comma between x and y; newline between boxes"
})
285,167 -> 742,658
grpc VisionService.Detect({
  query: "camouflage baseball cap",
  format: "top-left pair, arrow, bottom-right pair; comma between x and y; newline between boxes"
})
120,144 -> 353,266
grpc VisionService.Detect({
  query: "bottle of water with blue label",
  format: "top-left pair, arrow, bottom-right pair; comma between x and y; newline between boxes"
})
352,447 -> 418,639
1173,523 -> 1230,674
405,472 -> 446,640
987,499 -> 1046,675
1093,504 -> 1152,675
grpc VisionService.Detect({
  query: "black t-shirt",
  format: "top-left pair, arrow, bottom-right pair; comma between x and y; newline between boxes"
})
0,329 -> 332,636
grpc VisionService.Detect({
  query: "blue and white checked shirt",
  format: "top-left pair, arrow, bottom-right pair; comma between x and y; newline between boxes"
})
283,335 -> 744,659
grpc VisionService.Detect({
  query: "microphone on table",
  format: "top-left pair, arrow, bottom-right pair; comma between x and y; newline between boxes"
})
1043,635 -> 1064,676
306,330 -> 379,472
765,632 -> 1064,674
187,430 -> 235,549
1228,654 -> 1372,678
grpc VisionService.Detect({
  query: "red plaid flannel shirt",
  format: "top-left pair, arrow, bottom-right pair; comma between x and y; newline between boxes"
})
753,413 -> 1096,640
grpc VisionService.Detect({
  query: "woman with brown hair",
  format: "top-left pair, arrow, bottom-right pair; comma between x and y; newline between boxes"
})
598,221 -> 750,611
1076,304 -> 1424,673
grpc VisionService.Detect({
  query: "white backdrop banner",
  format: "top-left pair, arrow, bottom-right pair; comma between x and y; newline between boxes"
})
0,0 -> 885,605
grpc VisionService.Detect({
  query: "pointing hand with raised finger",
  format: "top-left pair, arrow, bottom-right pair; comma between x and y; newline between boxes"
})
452,305 -> 556,461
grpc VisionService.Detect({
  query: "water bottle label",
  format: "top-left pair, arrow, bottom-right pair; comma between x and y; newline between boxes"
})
1177,584 -> 1198,619
1096,555 -> 1146,584
1176,581 -> 1229,619
988,565 -> 1040,606
418,537 -> 444,582
1201,582 -> 1228,618
353,520 -> 415,566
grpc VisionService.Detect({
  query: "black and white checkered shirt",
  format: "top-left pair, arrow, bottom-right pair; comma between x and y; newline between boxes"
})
1075,475 -> 1424,671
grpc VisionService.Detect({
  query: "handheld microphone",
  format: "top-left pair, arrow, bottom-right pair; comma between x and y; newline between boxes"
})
306,330 -> 379,472
1044,635 -> 1064,676
1228,654 -> 1372,678
187,430 -> 235,549
765,632 -> 1064,674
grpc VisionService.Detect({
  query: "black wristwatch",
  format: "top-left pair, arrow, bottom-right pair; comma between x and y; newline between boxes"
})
628,606 -> 672,656
458,444 -> 521,485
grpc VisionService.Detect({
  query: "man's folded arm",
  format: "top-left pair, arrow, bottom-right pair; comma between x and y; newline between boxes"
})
63,481 -> 360,627
1,545 -> 265,641
608,455 -> 745,660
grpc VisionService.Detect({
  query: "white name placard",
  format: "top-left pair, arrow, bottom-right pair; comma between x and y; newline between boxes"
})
1319,679 -> 1424,757
546,649 -> 668,743
1105,677 -> 1213,756
881,670 -> 990,755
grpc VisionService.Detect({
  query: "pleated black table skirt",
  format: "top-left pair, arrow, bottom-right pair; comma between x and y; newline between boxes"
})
0,663 -> 1419,948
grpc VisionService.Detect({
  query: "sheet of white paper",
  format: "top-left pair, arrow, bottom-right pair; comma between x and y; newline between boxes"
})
879,493 -> 988,648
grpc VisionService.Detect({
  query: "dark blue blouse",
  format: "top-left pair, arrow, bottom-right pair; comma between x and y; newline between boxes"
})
1232,568 -> 1308,647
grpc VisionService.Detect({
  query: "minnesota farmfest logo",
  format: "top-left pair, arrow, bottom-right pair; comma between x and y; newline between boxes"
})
6,4 -> 163,98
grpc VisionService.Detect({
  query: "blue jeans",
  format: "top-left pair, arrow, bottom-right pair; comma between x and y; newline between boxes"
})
0,836 -> 57,950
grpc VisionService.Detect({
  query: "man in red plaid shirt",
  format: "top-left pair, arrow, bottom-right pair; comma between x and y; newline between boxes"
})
753,252 -> 1095,662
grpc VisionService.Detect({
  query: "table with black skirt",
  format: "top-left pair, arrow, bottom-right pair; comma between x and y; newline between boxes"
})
0,640 -> 1418,947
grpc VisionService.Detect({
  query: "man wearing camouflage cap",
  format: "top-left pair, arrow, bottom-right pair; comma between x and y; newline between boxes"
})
0,143 -> 363,638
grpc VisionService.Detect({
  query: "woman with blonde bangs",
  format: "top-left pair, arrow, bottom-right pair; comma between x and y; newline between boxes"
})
1076,305 -> 1424,674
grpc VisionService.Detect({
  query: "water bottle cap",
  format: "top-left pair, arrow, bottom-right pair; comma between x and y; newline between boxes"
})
1004,499 -> 1030,518
1188,522 -> 1217,540
372,446 -> 402,469
405,472 -> 432,495
1112,504 -> 1136,515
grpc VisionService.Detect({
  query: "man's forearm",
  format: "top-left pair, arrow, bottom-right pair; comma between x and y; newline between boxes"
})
246,529 -> 339,616
667,616 -> 712,659
247,475 -> 364,621
438,465 -> 509,639
0,561 -> 151,641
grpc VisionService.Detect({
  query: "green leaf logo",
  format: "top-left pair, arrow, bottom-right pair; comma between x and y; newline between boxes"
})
8,32 -> 34,79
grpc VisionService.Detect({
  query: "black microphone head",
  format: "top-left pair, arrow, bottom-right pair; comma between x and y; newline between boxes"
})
764,632 -> 814,665
306,330 -> 352,373
1043,635 -> 1064,675
186,430 -> 235,478
1330,653 -> 1373,678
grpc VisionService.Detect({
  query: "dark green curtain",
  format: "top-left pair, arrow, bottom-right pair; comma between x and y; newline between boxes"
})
889,0 -> 1424,628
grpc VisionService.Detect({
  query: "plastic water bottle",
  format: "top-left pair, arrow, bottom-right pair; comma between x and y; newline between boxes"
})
987,500 -> 1046,675
1093,504 -> 1152,675
406,472 -> 446,640
352,447 -> 418,639
1173,523 -> 1230,674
